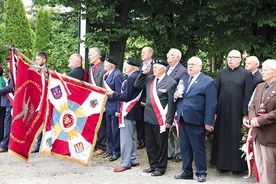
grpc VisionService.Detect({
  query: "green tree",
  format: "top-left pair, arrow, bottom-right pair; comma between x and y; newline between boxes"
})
34,7 -> 52,55
5,0 -> 33,58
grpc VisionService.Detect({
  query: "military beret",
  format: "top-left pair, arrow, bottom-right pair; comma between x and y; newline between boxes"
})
126,57 -> 141,67
152,58 -> 168,67
105,55 -> 117,65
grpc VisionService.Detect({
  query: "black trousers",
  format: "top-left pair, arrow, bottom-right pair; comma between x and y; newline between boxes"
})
95,112 -> 107,151
145,122 -> 169,174
0,106 -> 6,142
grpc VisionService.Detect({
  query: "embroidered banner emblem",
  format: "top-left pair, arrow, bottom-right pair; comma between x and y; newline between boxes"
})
51,85 -> 62,99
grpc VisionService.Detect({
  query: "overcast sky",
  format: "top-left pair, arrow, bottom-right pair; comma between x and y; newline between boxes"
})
22,0 -> 32,6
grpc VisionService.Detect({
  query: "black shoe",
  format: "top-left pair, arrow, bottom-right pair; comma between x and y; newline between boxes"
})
151,171 -> 163,176
137,140 -> 145,149
143,167 -> 155,173
31,148 -> 39,153
174,173 -> 193,179
102,152 -> 112,158
109,155 -> 120,162
197,175 -> 206,182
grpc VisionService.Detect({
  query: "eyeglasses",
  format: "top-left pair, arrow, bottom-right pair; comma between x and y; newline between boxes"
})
227,56 -> 241,59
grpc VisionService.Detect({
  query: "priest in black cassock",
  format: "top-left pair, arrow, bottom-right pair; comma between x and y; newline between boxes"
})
210,49 -> 254,173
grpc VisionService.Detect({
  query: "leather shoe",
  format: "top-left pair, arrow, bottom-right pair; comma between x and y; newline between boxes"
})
31,148 -> 39,153
174,173 -> 193,179
94,149 -> 105,155
143,167 -> 155,173
151,171 -> 163,176
131,163 -> 139,167
109,155 -> 120,162
114,166 -> 131,172
102,152 -> 112,158
0,148 -> 8,153
172,155 -> 181,163
197,175 -> 206,182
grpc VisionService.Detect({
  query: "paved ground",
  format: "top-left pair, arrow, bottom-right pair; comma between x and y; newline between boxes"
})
0,141 -> 257,184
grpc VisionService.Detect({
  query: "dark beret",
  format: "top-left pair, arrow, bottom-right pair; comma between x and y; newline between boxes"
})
105,55 -> 117,65
126,57 -> 141,67
152,58 -> 168,67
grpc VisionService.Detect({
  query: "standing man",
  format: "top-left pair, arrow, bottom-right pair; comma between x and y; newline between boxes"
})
245,56 -> 264,88
134,59 -> 177,176
107,57 -> 142,172
174,56 -> 217,182
166,48 -> 188,163
67,53 -> 87,81
32,51 -> 48,153
0,58 -> 15,153
136,46 -> 154,149
102,55 -> 124,162
88,47 -> 107,156
211,49 -> 254,173
248,59 -> 276,184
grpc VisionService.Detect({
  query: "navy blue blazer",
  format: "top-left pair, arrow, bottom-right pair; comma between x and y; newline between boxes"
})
105,68 -> 125,116
176,73 -> 217,126
113,70 -> 142,121
166,62 -> 188,83
68,66 -> 87,81
0,78 -> 14,107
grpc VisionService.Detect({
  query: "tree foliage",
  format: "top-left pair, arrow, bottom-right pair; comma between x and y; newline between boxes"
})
34,7 -> 52,55
32,0 -> 276,74
5,0 -> 33,58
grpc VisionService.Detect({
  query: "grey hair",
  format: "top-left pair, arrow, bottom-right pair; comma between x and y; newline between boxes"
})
262,59 -> 276,70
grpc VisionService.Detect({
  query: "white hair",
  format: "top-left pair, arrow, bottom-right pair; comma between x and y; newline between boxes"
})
262,59 -> 276,70
187,56 -> 202,66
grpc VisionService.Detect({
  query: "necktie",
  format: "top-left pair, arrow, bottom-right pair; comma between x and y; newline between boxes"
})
186,76 -> 193,92
156,78 -> 159,85
104,73 -> 109,81
92,65 -> 96,73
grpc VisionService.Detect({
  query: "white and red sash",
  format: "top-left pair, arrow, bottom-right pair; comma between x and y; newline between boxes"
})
150,77 -> 168,133
118,91 -> 142,128
241,120 -> 259,181
89,68 -> 96,85
103,73 -> 111,90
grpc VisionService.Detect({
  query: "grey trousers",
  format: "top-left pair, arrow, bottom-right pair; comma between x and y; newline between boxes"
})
120,118 -> 139,167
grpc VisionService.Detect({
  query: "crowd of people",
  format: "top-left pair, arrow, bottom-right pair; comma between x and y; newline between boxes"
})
0,47 -> 275,184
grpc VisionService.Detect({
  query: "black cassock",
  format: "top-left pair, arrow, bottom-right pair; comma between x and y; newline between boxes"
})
211,66 -> 253,172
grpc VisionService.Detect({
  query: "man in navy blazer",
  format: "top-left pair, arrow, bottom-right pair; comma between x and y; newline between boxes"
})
102,55 -> 125,162
166,48 -> 188,163
0,78 -> 14,153
174,56 -> 217,182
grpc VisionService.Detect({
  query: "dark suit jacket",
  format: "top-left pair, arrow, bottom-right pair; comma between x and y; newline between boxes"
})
249,82 -> 276,146
252,70 -> 263,89
0,78 -> 13,107
113,70 -> 142,121
89,62 -> 105,87
176,73 -> 217,126
166,62 -> 188,83
68,66 -> 87,81
105,68 -> 125,116
134,72 -> 177,125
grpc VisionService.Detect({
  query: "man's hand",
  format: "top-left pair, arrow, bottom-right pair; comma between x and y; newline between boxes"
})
205,124 -> 214,132
142,64 -> 151,74
166,123 -> 172,129
106,90 -> 114,96
250,118 -> 259,127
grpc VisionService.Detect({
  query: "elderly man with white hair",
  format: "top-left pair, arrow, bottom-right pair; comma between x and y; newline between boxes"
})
248,59 -> 276,184
134,58 -> 177,177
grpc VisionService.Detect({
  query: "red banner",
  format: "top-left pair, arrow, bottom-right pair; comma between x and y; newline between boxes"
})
9,56 -> 47,161
40,72 -> 107,166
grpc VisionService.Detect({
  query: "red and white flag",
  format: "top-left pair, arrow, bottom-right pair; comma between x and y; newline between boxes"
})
9,55 -> 47,161
40,72 -> 107,166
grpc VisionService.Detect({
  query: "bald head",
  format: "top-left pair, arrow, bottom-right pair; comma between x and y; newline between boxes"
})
245,56 -> 260,73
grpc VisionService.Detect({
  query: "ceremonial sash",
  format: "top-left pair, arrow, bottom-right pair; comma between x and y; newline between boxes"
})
103,73 -> 111,90
241,120 -> 259,182
118,91 -> 142,128
149,77 -> 168,133
89,68 -> 96,85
